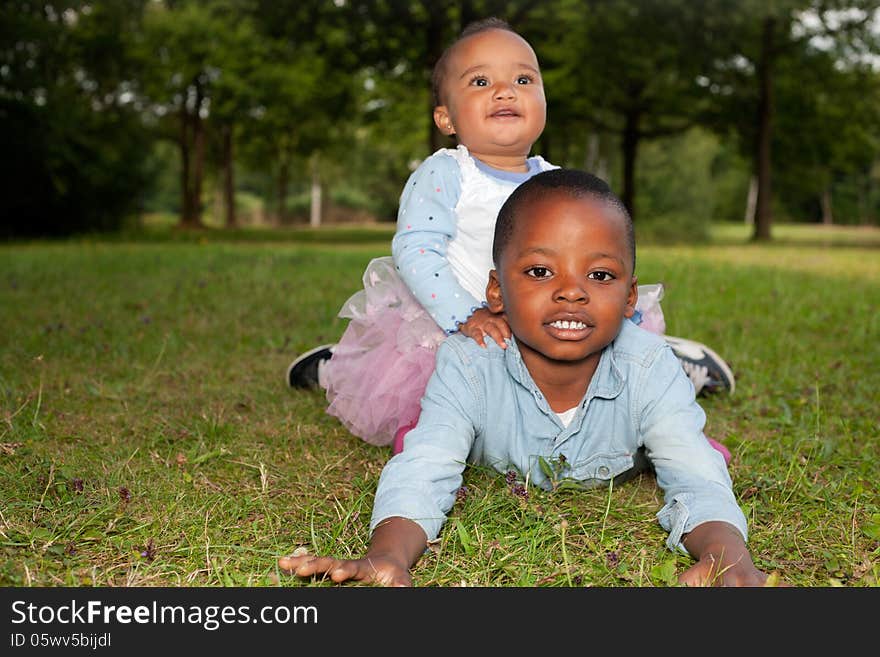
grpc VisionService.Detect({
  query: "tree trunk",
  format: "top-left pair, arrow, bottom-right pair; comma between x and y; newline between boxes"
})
178,80 -> 205,229
585,133 -> 599,172
310,154 -> 322,228
821,187 -> 833,225
222,125 -> 236,228
277,159 -> 289,225
862,167 -> 875,226
585,133 -> 609,182
753,16 -> 775,242
744,176 -> 757,224
426,0 -> 448,153
191,82 -> 205,227
179,106 -> 193,226
621,110 -> 640,221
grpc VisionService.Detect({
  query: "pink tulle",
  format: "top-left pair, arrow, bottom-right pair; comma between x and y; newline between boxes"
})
635,283 -> 665,335
323,257 -> 446,446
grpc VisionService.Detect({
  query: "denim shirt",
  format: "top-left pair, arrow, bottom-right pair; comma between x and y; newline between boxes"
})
370,320 -> 748,555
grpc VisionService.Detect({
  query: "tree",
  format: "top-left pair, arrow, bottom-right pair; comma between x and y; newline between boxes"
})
701,0 -> 879,240
0,0 -> 153,237
138,0 -> 248,229
203,1 -> 265,228
235,0 -> 360,224
540,0 -> 722,221
772,42 -> 880,224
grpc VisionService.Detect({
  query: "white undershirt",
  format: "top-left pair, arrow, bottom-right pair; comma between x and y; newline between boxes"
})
556,407 -> 578,428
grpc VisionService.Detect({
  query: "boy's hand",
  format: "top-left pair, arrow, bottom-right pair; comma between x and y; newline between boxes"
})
277,553 -> 412,587
679,520 -> 786,587
458,307 -> 510,349
678,553 -> 772,587
278,517 -> 426,588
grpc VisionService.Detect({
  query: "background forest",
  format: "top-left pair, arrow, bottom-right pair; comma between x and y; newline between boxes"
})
3,0 -> 880,243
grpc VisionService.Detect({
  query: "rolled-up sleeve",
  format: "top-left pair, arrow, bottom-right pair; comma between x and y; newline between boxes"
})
369,340 -> 480,541
638,345 -> 748,553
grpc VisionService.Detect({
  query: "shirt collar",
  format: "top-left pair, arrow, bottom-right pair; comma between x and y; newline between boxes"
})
503,336 -> 625,402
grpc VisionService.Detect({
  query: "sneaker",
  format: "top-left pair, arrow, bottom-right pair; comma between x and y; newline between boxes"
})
663,335 -> 735,396
286,344 -> 335,389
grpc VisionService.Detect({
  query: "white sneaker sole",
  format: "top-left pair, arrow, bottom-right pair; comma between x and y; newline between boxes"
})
663,335 -> 735,395
286,343 -> 336,388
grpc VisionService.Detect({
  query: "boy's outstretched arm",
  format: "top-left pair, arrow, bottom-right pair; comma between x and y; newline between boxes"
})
277,516 -> 427,587
680,521 -> 777,587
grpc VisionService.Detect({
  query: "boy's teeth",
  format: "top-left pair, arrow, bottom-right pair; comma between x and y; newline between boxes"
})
550,320 -> 586,330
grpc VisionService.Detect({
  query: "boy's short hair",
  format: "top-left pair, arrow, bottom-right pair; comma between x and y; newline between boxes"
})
492,168 -> 636,270
431,17 -> 517,107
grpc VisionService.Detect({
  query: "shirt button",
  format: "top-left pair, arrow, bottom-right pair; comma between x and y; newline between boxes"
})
598,466 -> 610,477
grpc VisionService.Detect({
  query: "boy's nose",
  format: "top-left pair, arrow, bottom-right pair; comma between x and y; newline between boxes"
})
555,277 -> 588,303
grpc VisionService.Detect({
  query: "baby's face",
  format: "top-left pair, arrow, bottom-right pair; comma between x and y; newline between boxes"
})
436,28 -> 546,162
490,193 -> 637,371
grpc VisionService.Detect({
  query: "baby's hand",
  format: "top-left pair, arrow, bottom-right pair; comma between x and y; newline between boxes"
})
277,552 -> 412,587
458,307 -> 510,349
678,554 -> 781,587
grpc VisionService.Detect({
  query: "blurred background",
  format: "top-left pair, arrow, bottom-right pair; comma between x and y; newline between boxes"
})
2,0 -> 879,242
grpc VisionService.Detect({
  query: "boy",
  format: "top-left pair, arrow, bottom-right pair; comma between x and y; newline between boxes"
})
279,169 -> 771,587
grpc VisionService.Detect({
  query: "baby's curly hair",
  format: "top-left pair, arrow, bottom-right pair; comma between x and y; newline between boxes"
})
431,17 -> 517,107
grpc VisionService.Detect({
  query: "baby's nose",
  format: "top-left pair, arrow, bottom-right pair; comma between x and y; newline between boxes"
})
493,82 -> 516,99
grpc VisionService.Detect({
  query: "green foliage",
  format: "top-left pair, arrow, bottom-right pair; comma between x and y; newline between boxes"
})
633,128 -> 717,242
0,1 -> 154,238
2,0 -> 879,236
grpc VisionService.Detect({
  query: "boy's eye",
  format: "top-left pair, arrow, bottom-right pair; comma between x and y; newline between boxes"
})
526,266 -> 551,279
588,271 -> 615,282
516,75 -> 533,85
469,76 -> 489,87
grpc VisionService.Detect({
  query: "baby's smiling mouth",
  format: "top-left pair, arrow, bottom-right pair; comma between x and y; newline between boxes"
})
491,108 -> 520,118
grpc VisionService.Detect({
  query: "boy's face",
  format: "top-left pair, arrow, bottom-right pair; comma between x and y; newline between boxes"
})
433,29 -> 546,165
487,193 -> 637,374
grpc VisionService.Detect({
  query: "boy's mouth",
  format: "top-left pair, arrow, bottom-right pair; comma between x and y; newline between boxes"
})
549,319 -> 587,330
545,317 -> 593,339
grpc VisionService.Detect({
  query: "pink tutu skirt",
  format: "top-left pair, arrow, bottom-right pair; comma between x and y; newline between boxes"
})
322,257 -> 446,446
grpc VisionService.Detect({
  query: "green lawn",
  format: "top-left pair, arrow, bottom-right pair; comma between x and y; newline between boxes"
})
1,224 -> 878,587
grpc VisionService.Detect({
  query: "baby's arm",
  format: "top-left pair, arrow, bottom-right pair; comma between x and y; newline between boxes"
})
679,521 -> 772,587
277,517 -> 427,587
392,154 -> 485,334
457,307 -> 511,349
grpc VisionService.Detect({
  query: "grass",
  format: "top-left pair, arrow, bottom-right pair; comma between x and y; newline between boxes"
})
0,223 -> 878,587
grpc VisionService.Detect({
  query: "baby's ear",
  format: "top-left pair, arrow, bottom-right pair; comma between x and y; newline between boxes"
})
486,270 -> 504,313
623,275 -> 638,319
433,106 -> 455,136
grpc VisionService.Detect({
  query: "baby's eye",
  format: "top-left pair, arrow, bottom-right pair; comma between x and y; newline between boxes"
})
588,271 -> 615,282
526,266 -> 552,279
469,76 -> 489,87
516,75 -> 533,85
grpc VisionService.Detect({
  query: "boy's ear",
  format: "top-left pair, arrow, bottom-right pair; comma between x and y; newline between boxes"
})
486,269 -> 504,313
623,275 -> 638,319
433,106 -> 456,136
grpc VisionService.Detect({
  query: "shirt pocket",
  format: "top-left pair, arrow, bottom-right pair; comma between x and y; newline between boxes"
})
568,452 -> 637,485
